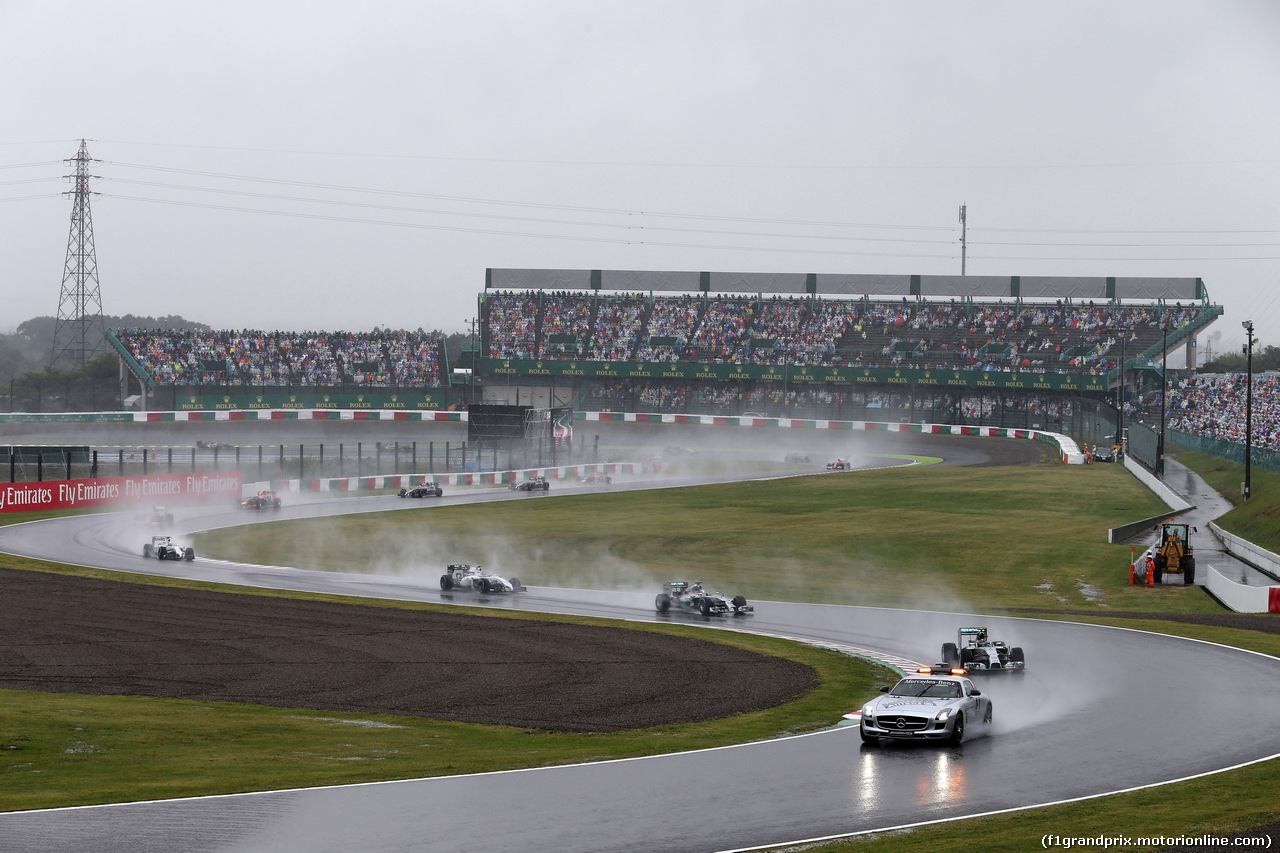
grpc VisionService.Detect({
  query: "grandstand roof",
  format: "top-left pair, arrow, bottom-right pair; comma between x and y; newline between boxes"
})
485,269 -> 1208,302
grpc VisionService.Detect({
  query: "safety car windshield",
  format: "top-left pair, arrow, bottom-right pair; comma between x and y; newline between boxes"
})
888,679 -> 962,699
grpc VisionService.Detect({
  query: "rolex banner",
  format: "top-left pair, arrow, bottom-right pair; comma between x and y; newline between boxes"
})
0,471 -> 243,513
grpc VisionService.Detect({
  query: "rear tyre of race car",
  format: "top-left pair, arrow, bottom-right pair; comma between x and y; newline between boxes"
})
509,577 -> 522,592
439,574 -> 453,591
184,549 -> 195,562
475,578 -> 490,594
941,642 -> 959,666
655,593 -> 671,612
697,598 -> 712,617
949,712 -> 965,746
142,545 -> 152,558
398,488 -> 407,497
541,482 -> 549,491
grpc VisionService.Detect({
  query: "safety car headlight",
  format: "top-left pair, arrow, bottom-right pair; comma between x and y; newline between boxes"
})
862,704 -> 875,724
934,708 -> 953,722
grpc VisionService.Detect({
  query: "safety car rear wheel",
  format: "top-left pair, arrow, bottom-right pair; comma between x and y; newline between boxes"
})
949,712 -> 965,746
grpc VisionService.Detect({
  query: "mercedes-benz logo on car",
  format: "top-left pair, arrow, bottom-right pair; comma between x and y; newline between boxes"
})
893,718 -> 906,729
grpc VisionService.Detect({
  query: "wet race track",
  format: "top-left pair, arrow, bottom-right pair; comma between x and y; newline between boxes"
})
2,429 -> 1280,852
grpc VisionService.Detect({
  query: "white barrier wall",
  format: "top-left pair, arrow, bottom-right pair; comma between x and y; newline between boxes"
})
1209,522 -> 1280,581
1205,566 -> 1277,613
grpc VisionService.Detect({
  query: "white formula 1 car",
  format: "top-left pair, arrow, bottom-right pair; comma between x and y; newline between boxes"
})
858,665 -> 993,746
399,482 -> 443,498
941,626 -> 1025,673
142,535 -> 195,561
439,564 -> 525,594
654,581 -> 753,616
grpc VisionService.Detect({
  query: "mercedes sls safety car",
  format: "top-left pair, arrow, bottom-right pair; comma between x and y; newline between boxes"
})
438,564 -> 525,594
858,665 -> 992,746
654,581 -> 753,616
510,476 -> 550,491
398,482 -> 443,498
142,535 -> 195,562
941,626 -> 1025,673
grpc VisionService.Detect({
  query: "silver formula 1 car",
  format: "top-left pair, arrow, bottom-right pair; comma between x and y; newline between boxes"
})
439,564 -> 525,594
654,580 -> 753,616
142,535 -> 195,562
859,666 -> 992,746
510,476 -> 550,492
941,626 -> 1025,674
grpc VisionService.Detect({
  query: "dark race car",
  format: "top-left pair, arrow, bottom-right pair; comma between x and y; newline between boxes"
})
655,580 -> 753,616
399,482 -> 443,498
134,506 -> 174,527
240,490 -> 282,510
580,473 -> 612,485
510,476 -> 550,492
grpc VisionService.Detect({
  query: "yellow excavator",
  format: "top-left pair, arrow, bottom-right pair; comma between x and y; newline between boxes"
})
1153,522 -> 1196,584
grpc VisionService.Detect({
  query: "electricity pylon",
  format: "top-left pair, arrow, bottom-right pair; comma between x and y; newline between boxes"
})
51,139 -> 105,367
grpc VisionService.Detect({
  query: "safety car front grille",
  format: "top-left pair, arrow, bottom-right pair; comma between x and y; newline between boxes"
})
875,714 -> 929,731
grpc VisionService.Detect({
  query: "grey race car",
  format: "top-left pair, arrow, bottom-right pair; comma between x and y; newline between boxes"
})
510,476 -> 550,492
654,580 -> 753,616
858,666 -> 992,746
941,626 -> 1026,674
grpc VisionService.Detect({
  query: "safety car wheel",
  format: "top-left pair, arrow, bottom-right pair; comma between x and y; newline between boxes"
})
983,703 -> 992,724
655,593 -> 671,612
439,575 -> 453,591
949,712 -> 965,746
860,729 -> 879,746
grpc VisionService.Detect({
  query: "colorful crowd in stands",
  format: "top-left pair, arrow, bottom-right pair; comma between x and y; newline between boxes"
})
1166,372 -> 1280,450
484,291 -> 1205,375
115,329 -> 445,387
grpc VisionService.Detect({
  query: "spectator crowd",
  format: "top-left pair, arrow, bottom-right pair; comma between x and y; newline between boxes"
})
115,328 -> 445,387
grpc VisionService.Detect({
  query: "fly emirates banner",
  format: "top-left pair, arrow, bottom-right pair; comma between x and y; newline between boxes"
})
0,472 -> 243,513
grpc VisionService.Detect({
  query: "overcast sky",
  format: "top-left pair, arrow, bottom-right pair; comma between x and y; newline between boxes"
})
3,1 -> 1278,356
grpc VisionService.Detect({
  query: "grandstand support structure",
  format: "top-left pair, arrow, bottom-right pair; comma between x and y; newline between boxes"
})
51,140 -> 105,368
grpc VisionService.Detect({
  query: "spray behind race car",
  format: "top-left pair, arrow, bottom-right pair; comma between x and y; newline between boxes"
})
941,626 -> 1025,673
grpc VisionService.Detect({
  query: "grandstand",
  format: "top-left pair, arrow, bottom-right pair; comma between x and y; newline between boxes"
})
106,269 -> 1225,428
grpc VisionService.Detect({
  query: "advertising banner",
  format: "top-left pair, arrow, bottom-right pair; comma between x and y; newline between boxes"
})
0,471 -> 243,514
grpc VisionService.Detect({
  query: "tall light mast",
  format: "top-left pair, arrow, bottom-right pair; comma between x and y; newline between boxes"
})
958,204 -> 967,276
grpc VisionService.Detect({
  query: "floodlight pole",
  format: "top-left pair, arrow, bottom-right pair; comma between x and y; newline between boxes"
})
1159,322 -> 1168,476
958,205 -> 967,276
1243,320 -> 1256,500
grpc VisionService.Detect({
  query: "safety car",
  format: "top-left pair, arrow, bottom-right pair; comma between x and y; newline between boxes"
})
654,580 -> 753,616
941,626 -> 1025,673
142,535 -> 195,562
439,564 -> 525,594
398,482 -> 443,498
858,665 -> 992,746
510,476 -> 550,492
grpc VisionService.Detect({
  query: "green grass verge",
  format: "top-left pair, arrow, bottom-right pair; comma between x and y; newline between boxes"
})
0,555 -> 892,812
193,462 -> 1206,614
